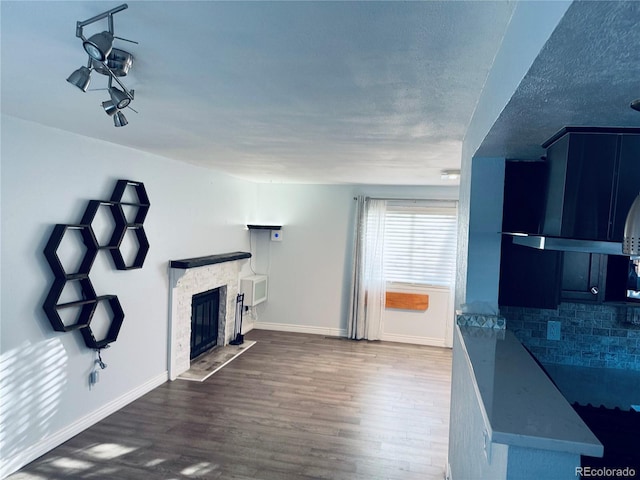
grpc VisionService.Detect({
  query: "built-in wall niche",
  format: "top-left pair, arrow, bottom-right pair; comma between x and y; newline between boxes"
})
246,224 -> 282,275
42,179 -> 150,351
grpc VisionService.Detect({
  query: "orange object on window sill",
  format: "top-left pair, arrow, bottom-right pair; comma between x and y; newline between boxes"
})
385,292 -> 429,311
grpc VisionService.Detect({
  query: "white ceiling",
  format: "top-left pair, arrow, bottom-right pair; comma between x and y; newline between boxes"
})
3,1 -> 640,185
1,1 -> 515,185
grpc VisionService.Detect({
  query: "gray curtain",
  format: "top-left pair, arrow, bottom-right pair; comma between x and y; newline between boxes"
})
347,196 -> 386,340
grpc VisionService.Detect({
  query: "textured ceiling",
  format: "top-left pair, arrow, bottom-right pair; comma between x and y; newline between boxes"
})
478,1 -> 640,160
1,1 -> 515,185
5,2 -> 637,185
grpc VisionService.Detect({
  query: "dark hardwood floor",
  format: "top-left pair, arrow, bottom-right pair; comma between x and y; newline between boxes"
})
9,330 -> 452,480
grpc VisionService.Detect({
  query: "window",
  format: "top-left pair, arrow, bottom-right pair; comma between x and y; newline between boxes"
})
382,201 -> 457,287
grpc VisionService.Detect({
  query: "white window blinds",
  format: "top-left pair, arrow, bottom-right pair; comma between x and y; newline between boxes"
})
383,201 -> 458,287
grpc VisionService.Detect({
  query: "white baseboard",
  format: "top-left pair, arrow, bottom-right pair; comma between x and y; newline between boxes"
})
241,319 -> 255,334
1,372 -> 168,479
254,322 -> 347,337
380,332 -> 447,348
253,323 -> 448,346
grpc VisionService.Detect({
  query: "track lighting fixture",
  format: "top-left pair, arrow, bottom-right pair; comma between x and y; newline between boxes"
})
102,100 -> 118,117
109,86 -> 131,109
67,4 -> 137,127
113,111 -> 128,127
66,64 -> 92,92
83,31 -> 114,61
631,99 -> 640,112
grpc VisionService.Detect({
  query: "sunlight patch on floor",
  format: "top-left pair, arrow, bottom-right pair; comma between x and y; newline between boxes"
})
84,442 -> 138,460
49,456 -> 93,471
145,458 -> 167,467
181,461 -> 216,476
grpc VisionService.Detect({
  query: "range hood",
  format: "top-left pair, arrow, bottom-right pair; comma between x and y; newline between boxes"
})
507,233 -> 625,255
507,128 -> 640,258
508,193 -> 640,257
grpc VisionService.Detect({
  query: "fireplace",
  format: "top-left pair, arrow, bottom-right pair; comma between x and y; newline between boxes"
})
168,252 -> 251,380
190,287 -> 223,359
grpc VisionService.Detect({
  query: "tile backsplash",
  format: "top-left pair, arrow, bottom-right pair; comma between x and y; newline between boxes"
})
502,302 -> 640,371
456,313 -> 506,329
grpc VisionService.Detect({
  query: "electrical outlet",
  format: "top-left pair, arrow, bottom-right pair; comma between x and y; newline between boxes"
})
547,320 -> 561,341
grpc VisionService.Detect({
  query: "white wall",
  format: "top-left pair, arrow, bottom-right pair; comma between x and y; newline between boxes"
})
451,2 -> 573,479
465,157 -> 505,312
0,115 -> 257,477
456,0 -> 571,311
461,1 -> 572,162
251,184 -> 459,335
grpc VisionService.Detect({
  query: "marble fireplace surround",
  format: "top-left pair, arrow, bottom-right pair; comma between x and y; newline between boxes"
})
168,252 -> 251,380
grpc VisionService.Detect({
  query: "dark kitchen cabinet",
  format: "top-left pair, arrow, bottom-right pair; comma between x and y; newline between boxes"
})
499,161 -> 562,309
502,161 -> 548,234
611,135 -> 640,240
560,251 -> 606,303
499,237 -> 562,309
542,128 -> 640,242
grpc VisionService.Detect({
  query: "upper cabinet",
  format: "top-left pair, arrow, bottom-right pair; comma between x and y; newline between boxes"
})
499,161 -> 562,309
542,128 -> 640,242
612,135 -> 640,240
502,160 -> 548,234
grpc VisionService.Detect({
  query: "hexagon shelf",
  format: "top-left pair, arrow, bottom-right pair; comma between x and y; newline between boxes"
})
43,277 -> 98,332
108,180 -> 150,270
110,225 -> 149,270
80,295 -> 125,349
110,179 -> 150,225
81,200 -> 126,249
42,179 -> 150,348
43,224 -> 99,279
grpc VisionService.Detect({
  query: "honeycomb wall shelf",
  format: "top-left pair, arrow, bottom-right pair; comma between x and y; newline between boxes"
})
42,179 -> 150,349
110,179 -> 150,224
80,295 -> 125,349
110,225 -> 149,270
43,277 -> 98,332
80,200 -> 127,249
43,224 -> 99,279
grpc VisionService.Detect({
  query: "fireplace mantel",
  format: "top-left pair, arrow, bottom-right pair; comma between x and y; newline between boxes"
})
170,251 -> 251,269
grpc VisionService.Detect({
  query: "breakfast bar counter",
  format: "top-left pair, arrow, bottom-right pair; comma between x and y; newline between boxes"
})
448,323 -> 603,480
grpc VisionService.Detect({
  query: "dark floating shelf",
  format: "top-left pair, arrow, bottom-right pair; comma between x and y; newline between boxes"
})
43,224 -> 99,279
80,295 -> 125,349
170,251 -> 252,269
42,179 -> 150,349
43,277 -> 98,332
247,224 -> 282,230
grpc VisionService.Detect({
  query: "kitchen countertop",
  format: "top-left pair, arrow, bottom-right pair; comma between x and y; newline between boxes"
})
457,325 -> 603,457
543,363 -> 640,411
